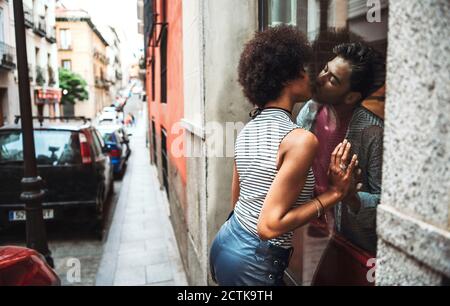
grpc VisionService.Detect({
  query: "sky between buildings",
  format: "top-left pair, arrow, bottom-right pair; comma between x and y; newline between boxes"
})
59,0 -> 144,71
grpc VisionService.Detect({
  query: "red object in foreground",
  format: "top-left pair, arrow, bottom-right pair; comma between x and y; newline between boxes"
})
0,246 -> 60,286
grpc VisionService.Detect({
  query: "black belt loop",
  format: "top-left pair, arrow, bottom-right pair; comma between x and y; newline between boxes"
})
226,210 -> 235,221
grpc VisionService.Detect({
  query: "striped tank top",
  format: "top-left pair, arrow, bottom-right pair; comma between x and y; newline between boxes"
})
234,108 -> 315,248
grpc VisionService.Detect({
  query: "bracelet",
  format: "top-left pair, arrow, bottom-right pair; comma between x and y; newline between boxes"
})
316,196 -> 325,213
312,199 -> 322,218
315,197 -> 328,223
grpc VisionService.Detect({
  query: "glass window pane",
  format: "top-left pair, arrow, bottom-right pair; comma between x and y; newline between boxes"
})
258,0 -> 389,286
0,130 -> 81,165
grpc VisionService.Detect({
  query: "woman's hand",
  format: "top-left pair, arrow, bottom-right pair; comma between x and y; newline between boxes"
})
328,139 -> 358,201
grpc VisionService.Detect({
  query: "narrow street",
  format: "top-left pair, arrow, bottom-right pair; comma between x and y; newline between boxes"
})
0,95 -> 187,286
95,97 -> 187,286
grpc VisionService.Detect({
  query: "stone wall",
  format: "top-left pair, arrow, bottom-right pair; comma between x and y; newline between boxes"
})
376,0 -> 450,285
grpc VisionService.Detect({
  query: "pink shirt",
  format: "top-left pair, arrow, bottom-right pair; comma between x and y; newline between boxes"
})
312,106 -> 351,196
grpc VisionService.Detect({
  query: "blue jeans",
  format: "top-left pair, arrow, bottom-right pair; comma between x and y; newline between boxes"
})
209,212 -> 292,286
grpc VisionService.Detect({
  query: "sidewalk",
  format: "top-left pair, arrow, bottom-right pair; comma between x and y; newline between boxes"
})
96,116 -> 188,286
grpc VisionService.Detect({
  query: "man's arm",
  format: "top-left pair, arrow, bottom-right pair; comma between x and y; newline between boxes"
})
346,125 -> 383,221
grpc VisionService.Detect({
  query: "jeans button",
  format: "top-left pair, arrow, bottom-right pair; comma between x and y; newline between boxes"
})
274,260 -> 279,265
269,274 -> 274,280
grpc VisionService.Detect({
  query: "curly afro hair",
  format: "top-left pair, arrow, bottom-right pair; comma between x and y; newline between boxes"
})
238,25 -> 312,108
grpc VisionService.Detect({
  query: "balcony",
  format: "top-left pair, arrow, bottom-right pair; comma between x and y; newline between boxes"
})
35,65 -> 46,87
33,16 -> 46,37
24,4 -> 34,28
0,42 -> 16,71
28,64 -> 34,82
46,26 -> 56,44
93,49 -> 109,65
48,66 -> 56,86
115,70 -> 122,80
95,77 -> 104,88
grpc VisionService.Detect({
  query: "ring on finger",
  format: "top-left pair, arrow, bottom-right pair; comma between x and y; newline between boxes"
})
339,163 -> 347,171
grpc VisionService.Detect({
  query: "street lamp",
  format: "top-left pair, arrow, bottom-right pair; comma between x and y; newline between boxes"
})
12,0 -> 53,267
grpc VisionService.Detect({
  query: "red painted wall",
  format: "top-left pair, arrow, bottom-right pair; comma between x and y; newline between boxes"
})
146,0 -> 186,186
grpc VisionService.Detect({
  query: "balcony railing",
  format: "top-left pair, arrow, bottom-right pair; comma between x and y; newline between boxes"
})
46,26 -> 56,44
0,42 -> 16,71
24,4 -> 34,28
34,15 -> 46,37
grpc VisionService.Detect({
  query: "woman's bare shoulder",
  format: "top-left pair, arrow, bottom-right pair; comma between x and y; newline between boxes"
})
283,128 -> 318,151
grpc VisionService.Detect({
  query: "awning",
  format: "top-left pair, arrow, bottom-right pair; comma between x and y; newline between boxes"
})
34,88 -> 62,104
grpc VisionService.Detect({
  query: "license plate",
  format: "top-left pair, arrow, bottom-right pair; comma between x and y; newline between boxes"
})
9,209 -> 54,222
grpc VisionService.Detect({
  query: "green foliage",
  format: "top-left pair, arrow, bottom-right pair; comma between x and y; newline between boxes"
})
58,68 -> 89,105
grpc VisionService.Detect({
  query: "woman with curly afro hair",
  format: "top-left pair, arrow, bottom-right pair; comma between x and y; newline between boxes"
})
209,25 -> 358,286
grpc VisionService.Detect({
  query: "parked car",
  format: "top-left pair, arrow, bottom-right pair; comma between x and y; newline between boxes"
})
102,106 -> 117,113
0,246 -> 60,286
0,117 -> 113,238
96,124 -> 131,178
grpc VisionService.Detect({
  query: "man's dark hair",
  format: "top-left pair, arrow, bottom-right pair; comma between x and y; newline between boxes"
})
238,25 -> 312,108
333,42 -> 386,100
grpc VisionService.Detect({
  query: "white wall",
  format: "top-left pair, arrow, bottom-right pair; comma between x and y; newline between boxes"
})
181,0 -> 258,285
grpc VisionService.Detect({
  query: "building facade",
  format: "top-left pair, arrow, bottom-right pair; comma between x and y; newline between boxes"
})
55,8 -> 110,119
145,0 -> 190,281
0,0 -> 18,126
105,26 -> 123,101
145,0 -> 449,285
25,0 -> 61,119
0,0 -> 61,126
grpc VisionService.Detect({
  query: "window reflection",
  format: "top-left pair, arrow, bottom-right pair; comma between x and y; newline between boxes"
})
260,0 -> 388,286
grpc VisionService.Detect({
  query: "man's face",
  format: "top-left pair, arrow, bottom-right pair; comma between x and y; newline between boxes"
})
313,56 -> 353,105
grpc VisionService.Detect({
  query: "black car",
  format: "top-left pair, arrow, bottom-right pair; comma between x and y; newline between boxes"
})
0,117 -> 113,237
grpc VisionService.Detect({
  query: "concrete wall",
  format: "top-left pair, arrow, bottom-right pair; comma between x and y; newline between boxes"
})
181,0 -> 257,285
376,0 -> 450,285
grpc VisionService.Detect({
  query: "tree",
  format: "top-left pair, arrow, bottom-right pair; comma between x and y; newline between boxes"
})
58,68 -> 89,105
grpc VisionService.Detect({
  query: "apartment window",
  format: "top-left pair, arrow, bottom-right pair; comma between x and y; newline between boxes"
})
162,0 -> 167,22
160,26 -> 167,103
59,29 -> 71,50
161,127 -> 169,198
0,8 -> 5,42
151,120 -> 157,164
151,55 -> 155,101
259,0 -> 308,33
62,60 -> 71,70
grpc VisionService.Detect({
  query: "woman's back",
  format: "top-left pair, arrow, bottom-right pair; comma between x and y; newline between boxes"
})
234,108 -> 315,248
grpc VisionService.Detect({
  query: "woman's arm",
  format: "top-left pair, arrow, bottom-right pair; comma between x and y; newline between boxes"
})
257,130 -> 356,240
231,161 -> 240,209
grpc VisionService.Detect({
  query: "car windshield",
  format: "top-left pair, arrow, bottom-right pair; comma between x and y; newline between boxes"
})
0,130 -> 82,165
101,132 -> 116,144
